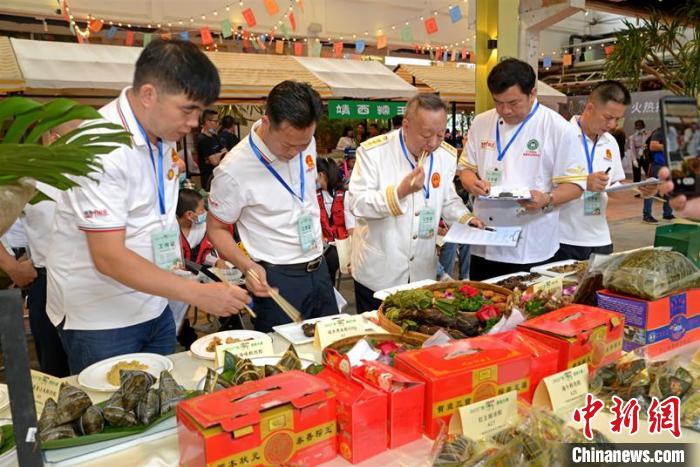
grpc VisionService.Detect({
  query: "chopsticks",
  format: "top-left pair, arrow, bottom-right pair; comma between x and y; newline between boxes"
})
633,188 -> 666,203
246,268 -> 302,323
409,150 -> 428,188
210,268 -> 257,318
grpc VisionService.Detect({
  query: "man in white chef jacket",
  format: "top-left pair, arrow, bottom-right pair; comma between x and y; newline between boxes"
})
349,94 -> 484,312
555,81 -> 631,261
458,58 -> 587,281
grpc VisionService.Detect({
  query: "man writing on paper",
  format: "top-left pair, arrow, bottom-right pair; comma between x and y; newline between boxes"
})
349,94 -> 484,313
207,81 -> 338,332
554,81 -> 630,261
458,58 -> 586,281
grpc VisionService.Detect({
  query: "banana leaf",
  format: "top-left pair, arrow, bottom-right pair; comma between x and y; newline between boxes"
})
0,425 -> 15,456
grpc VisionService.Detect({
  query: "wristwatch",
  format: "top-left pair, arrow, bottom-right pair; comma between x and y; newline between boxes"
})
541,192 -> 555,214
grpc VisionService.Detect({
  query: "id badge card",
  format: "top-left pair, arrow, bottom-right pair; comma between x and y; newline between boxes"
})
418,206 -> 436,239
485,167 -> 502,185
297,213 -> 318,252
151,228 -> 182,270
583,191 -> 603,216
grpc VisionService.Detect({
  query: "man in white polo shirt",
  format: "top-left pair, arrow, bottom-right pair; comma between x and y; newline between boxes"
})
47,40 -> 250,373
207,81 -> 337,332
349,94 -> 483,312
458,58 -> 587,281
555,81 -> 630,261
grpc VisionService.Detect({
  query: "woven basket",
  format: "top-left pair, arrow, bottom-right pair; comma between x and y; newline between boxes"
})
377,281 -> 513,342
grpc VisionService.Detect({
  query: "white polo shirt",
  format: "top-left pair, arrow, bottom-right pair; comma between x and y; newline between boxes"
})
558,116 -> 626,247
47,87 -> 180,330
20,183 -> 60,268
458,100 -> 587,264
349,130 -> 473,291
208,120 -> 323,265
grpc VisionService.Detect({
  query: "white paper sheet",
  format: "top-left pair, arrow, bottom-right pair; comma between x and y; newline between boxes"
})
603,178 -> 660,193
443,224 -> 522,247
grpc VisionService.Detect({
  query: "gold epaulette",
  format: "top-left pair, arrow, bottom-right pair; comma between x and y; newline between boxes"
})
440,141 -> 458,157
360,134 -> 388,151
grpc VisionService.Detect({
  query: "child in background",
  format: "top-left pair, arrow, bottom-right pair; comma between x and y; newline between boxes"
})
176,189 -> 226,268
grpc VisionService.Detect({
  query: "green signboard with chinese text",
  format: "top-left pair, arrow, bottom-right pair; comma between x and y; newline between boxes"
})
328,100 -> 407,119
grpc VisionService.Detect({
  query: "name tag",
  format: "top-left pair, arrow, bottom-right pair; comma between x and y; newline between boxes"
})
583,191 -> 602,216
418,207 -> 436,239
297,213 -> 318,252
485,168 -> 502,185
151,228 -> 182,270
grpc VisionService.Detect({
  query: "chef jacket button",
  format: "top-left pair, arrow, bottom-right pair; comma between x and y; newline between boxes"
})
489,217 -> 494,221
410,256 -> 415,261
415,212 -> 420,217
412,235 -> 418,240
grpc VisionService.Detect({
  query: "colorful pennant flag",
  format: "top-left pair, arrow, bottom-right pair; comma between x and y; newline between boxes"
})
88,19 -> 103,33
584,49 -> 594,61
125,30 -> 135,46
355,40 -> 365,54
221,19 -> 232,38
449,6 -> 463,23
76,31 -> 84,44
425,17 -> 438,35
242,8 -> 257,27
451,49 -> 457,61
69,22 -> 75,35
376,34 -> 387,49
256,35 -> 267,50
310,40 -> 322,57
294,42 -> 303,56
543,55 -> 552,67
275,40 -> 284,54
179,31 -> 189,41
243,30 -> 250,48
400,25 -> 413,42
106,25 -> 118,39
143,32 -> 152,46
280,22 -> 290,38
442,49 -> 449,61
297,0 -> 304,13
263,0 -> 279,15
200,27 -> 213,45
429,48 -> 435,60
461,48 -> 467,59
333,41 -> 343,57
604,45 -> 615,56
251,36 -> 260,50
562,53 -> 573,66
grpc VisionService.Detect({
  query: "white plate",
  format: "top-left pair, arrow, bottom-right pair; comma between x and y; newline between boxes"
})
372,279 -> 437,301
0,384 -> 8,412
530,259 -> 581,277
482,271 -> 545,287
196,356 -> 317,390
77,353 -> 174,393
273,314 -> 349,345
190,330 -> 272,361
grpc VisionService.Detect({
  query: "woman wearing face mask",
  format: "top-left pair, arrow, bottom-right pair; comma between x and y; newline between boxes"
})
316,158 -> 355,283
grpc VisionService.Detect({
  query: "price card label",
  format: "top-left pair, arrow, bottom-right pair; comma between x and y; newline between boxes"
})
449,391 -> 518,440
215,338 -> 274,367
533,364 -> 588,416
314,315 -> 387,349
532,275 -> 563,298
31,370 -> 62,413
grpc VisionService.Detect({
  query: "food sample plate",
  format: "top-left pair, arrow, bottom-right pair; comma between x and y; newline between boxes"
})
0,384 -> 8,412
195,357 -> 317,390
77,353 -> 173,393
190,330 -> 272,361
482,271 -> 544,290
273,314 -> 349,345
372,279 -> 437,301
530,259 -> 581,278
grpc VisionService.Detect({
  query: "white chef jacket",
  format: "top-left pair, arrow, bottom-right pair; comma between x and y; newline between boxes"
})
349,130 -> 473,292
208,120 -> 323,265
47,87 -> 180,330
458,100 -> 587,264
559,116 -> 626,247
20,183 -> 60,268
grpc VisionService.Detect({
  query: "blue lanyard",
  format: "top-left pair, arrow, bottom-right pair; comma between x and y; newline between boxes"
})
495,101 -> 540,161
131,111 -> 166,216
577,118 -> 598,174
249,134 -> 304,203
399,130 -> 434,199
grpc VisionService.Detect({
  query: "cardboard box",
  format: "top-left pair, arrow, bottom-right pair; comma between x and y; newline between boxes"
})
596,288 -> 700,357
654,224 -> 700,267
352,360 -> 425,448
517,305 -> 624,373
495,330 -> 559,403
394,335 -> 531,439
176,371 -> 337,467
317,366 -> 388,464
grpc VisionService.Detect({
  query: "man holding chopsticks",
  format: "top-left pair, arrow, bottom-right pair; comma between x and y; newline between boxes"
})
207,81 -> 337,332
348,94 -> 484,313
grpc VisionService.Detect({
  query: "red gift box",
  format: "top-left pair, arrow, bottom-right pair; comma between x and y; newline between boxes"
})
317,364 -> 387,463
517,304 -> 624,373
176,371 -> 337,467
352,360 -> 424,448
394,335 -> 531,439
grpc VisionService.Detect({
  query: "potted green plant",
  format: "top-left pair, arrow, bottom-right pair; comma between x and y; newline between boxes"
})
0,96 -> 131,235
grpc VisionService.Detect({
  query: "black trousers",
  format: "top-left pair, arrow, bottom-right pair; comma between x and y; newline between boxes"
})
252,258 -> 337,333
552,243 -> 614,262
354,280 -> 382,314
632,160 -> 642,183
324,245 -> 339,285
27,268 -> 70,377
469,254 -> 555,281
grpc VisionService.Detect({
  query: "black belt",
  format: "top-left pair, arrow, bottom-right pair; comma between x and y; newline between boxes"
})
258,256 -> 323,273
